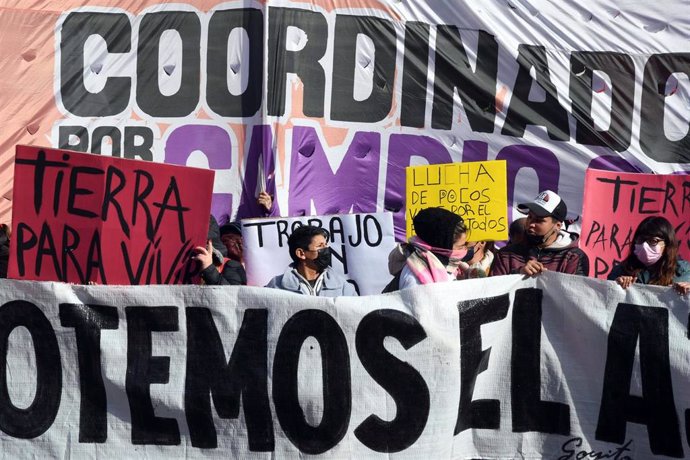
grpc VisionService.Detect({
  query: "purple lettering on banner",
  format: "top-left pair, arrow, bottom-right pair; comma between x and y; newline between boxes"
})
496,145 -> 560,223
588,155 -> 643,173
386,134 -> 452,241
164,124 -> 233,223
236,125 -> 280,220
288,126 -> 380,216
461,140 -> 489,163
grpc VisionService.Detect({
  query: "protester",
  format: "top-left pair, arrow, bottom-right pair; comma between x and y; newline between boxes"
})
220,222 -> 244,265
459,240 -> 494,278
507,217 -> 527,245
608,216 -> 690,294
491,190 -> 589,276
192,215 -> 246,285
265,225 -> 357,296
384,207 -> 470,291
0,223 -> 9,278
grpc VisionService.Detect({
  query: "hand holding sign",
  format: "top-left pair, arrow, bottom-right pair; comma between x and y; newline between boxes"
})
192,240 -> 214,271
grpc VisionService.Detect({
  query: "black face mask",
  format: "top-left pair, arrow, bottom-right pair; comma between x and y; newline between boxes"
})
313,247 -> 332,272
526,224 -> 557,246
461,246 -> 475,263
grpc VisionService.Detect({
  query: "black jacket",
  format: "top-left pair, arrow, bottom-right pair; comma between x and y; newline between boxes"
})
200,259 -> 246,285
0,232 -> 9,278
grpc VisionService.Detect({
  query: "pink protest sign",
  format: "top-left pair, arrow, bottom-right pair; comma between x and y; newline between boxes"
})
580,169 -> 690,278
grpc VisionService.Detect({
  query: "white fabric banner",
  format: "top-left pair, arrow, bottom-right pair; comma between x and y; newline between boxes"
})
0,272 -> 688,458
241,212 -> 396,294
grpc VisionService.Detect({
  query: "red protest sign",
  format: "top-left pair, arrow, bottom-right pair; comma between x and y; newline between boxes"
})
580,168 -> 690,278
9,145 -> 214,284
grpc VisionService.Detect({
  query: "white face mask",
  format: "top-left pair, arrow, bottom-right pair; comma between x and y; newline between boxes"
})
633,241 -> 664,266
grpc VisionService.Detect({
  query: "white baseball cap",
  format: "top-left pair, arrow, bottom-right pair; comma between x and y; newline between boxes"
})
517,190 -> 567,222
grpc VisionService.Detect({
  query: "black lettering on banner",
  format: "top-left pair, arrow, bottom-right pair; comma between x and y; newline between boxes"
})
511,288 -> 570,434
569,51 -> 635,152
101,165 -> 130,238
330,245 -> 348,274
91,126 -> 122,157
137,12 -> 201,117
36,222 -> 62,279
121,241 -> 152,284
330,14 -> 396,122
59,126 -> 89,152
132,169 -> 156,240
207,9 -> 264,117
432,28 -> 498,132
354,309 -> 430,453
15,223 -> 37,276
307,217 -> 323,229
594,257 -> 610,278
273,310 -> 351,454
68,166 -> 104,218
185,308 -> 273,450
54,164 -> 66,215
400,21 -> 430,128
639,53 -> 690,163
456,294 -> 510,434
243,221 -> 274,247
85,229 -> 106,284
59,12 -> 131,117
267,7 -> 327,117
125,306 -> 180,445
594,176 -> 639,213
62,224 -> 85,282
59,303 -> 118,443
152,177 -> 190,243
15,149 -> 70,215
0,300 -> 62,438
291,221 -> 304,233
595,303 -> 683,458
123,126 -> 154,161
329,217 -> 345,245
278,220 -> 293,245
363,215 -> 383,247
502,45 -> 570,141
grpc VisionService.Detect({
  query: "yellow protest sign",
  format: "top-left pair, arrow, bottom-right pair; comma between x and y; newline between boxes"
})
406,160 -> 508,241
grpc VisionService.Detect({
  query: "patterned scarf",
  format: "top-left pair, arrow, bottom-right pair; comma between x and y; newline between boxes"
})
405,236 -> 463,284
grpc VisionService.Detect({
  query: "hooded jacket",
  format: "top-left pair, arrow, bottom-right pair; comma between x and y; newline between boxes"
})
266,264 -> 358,296
490,230 -> 589,276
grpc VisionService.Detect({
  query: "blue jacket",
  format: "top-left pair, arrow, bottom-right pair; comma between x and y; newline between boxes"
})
608,258 -> 690,284
266,265 -> 358,297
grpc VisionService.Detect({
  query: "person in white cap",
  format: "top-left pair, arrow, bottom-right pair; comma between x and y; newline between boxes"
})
490,190 -> 589,277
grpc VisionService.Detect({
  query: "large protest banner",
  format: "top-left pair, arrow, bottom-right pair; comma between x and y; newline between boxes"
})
242,212 -> 396,294
406,160 -> 508,241
0,272 -> 688,458
580,168 -> 690,278
9,145 -> 214,284
1,1 -> 689,240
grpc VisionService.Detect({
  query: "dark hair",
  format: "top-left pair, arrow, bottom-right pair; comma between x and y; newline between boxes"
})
288,225 -> 329,264
621,216 -> 678,286
220,222 -> 242,237
508,217 -> 526,243
413,207 -> 467,250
